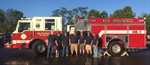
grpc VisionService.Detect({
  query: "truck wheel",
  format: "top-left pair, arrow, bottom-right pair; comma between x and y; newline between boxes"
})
32,40 -> 46,55
108,41 -> 125,56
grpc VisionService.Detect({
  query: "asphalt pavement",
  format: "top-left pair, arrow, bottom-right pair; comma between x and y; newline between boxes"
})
0,42 -> 150,65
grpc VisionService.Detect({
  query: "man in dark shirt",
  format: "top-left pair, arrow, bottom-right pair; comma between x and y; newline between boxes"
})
55,33 -> 62,57
47,31 -> 57,58
69,31 -> 79,56
92,33 -> 99,58
85,31 -> 93,57
62,32 -> 69,57
79,31 -> 85,56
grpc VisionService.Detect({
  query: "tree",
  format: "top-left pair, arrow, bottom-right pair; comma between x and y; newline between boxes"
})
77,7 -> 88,18
100,11 -> 108,18
110,9 -> 123,18
0,9 -> 6,32
5,9 -> 23,32
110,6 -> 136,18
88,9 -> 100,18
51,9 -> 60,16
122,6 -> 136,18
141,13 -> 150,31
0,9 -> 5,23
51,7 -> 88,25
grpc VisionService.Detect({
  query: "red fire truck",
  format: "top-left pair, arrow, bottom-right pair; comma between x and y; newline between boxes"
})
4,17 -> 147,56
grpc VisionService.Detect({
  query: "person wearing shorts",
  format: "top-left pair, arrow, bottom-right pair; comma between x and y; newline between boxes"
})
69,31 -> 79,56
85,32 -> 93,57
79,31 -> 85,56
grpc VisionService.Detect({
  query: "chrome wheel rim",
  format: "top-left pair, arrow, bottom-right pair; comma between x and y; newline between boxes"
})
37,44 -> 45,53
112,44 -> 121,53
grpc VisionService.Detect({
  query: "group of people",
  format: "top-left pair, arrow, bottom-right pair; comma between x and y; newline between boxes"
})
47,31 -> 100,58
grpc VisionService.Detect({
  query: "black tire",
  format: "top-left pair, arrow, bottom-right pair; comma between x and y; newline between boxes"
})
108,41 -> 125,56
32,40 -> 46,55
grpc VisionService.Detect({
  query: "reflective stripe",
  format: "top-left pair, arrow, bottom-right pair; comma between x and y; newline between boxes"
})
12,40 -> 30,44
98,30 -> 146,37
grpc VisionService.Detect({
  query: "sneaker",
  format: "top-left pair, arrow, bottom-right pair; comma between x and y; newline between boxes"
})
93,56 -> 98,58
66,55 -> 69,57
50,55 -> 53,57
56,55 -> 59,57
92,55 -> 95,57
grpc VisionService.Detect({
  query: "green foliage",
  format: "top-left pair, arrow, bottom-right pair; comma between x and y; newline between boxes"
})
88,9 -> 100,18
0,8 -> 23,33
51,7 -> 88,25
110,6 -> 136,18
141,13 -> 150,31
100,11 -> 108,18
0,9 -> 5,23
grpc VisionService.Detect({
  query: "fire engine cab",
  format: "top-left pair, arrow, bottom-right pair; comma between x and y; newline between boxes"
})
4,16 -> 147,56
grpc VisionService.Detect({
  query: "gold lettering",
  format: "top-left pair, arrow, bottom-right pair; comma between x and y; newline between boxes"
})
37,33 -> 50,36
102,19 -> 109,23
113,19 -> 132,23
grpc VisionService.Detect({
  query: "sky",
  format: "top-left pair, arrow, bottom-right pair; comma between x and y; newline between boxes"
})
0,0 -> 150,18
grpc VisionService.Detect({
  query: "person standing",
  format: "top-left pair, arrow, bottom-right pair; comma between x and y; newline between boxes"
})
55,33 -> 62,57
47,31 -> 57,58
85,32 -> 93,57
92,33 -> 99,58
62,32 -> 69,57
79,31 -> 85,56
69,31 -> 79,57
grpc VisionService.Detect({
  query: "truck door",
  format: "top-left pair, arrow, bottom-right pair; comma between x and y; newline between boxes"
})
14,22 -> 31,48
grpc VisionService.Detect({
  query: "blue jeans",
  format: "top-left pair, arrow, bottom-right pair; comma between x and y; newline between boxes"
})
62,45 -> 69,56
47,43 -> 54,56
93,45 -> 98,57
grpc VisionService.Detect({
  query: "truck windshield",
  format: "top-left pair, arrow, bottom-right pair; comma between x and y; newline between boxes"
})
18,22 -> 30,32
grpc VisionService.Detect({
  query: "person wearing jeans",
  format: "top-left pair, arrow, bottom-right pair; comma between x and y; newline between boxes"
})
92,33 -> 99,58
47,31 -> 57,58
47,42 -> 54,57
62,32 -> 69,57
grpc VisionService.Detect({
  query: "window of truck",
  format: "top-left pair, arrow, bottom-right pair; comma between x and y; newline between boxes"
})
45,19 -> 55,30
18,22 -> 30,32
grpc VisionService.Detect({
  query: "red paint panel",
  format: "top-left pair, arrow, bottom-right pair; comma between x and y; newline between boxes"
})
129,25 -> 145,30
10,30 -> 61,49
129,25 -> 145,47
107,26 -> 127,30
5,43 -> 28,49
12,30 -> 61,44
129,34 -> 145,47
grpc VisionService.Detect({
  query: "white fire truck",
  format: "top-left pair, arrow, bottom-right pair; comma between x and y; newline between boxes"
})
4,16 -> 147,56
